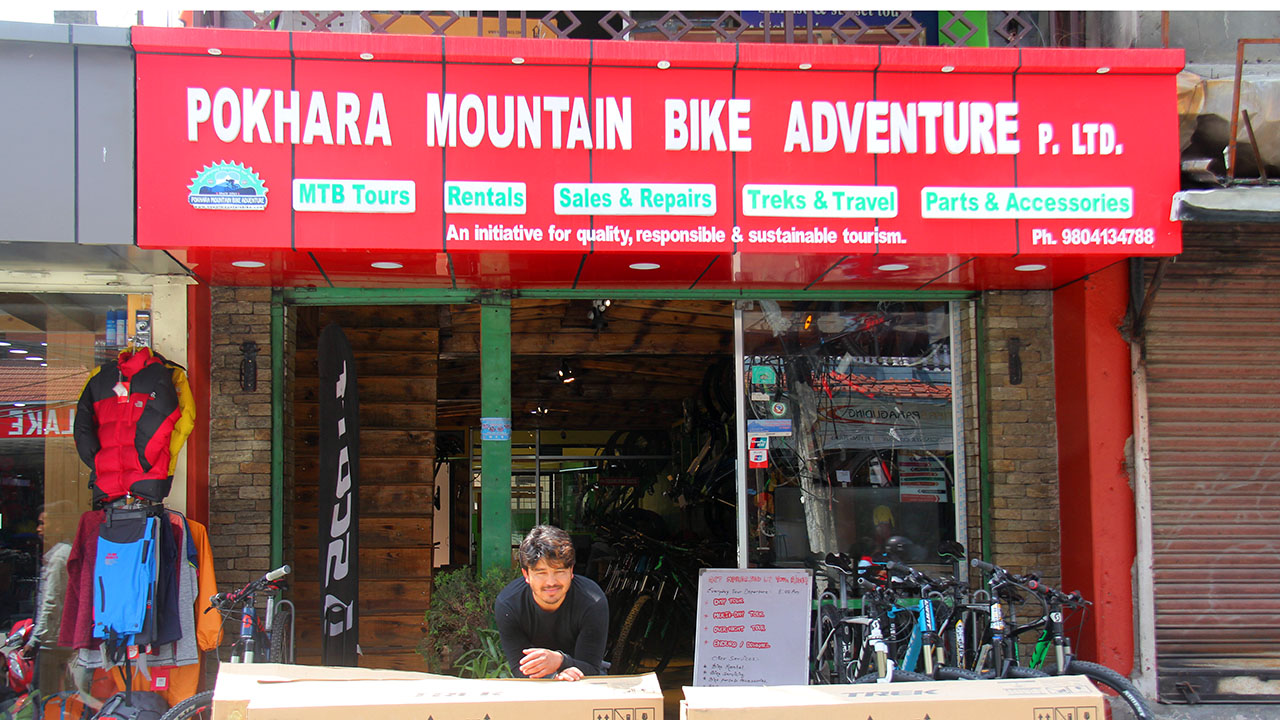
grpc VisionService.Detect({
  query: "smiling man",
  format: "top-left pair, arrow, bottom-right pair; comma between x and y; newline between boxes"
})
495,525 -> 609,680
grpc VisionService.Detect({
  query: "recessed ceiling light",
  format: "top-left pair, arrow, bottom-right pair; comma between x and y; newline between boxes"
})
25,356 -> 43,361
1015,263 -> 1047,272
13,402 -> 25,407
511,57 -> 525,65
9,348 -> 28,354
657,60 -> 671,70
40,363 -> 47,367
232,260 -> 265,268
371,261 -> 403,269
629,262 -> 661,271
359,52 -> 374,60
0,341 -> 9,347
940,65 -> 956,73
1096,67 -> 1110,74
207,48 -> 222,56
798,63 -> 812,70
877,263 -> 909,272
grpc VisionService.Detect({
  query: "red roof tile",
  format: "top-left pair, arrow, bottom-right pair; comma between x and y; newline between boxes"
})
0,366 -> 91,404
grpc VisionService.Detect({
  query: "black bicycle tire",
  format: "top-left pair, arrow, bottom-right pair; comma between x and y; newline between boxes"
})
811,605 -> 843,684
701,358 -> 733,423
1066,660 -> 1155,720
649,605 -> 690,675
157,690 -> 214,720
854,669 -> 935,683
933,666 -> 983,680
983,664 -> 1050,679
610,595 -> 652,675
270,604 -> 294,664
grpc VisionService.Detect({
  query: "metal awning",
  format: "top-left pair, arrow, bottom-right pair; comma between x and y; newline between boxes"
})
1171,187 -> 1280,223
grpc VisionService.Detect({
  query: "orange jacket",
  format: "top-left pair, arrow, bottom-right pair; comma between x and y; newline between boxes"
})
187,519 -> 222,651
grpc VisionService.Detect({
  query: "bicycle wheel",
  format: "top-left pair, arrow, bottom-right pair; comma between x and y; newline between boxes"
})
933,666 -> 983,680
854,669 -> 934,683
982,664 -> 1049,679
610,595 -> 653,675
1065,660 -> 1155,720
158,691 -> 214,720
810,605 -> 842,684
270,603 -> 294,664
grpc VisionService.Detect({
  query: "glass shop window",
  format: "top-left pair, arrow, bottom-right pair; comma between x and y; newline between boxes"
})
0,292 -> 147,699
741,301 -> 958,569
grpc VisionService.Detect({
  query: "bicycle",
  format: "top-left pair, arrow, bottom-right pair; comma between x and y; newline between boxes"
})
601,529 -> 723,675
810,553 -> 936,684
969,558 -> 1154,720
608,550 -> 699,675
883,560 -> 982,681
157,565 -> 295,720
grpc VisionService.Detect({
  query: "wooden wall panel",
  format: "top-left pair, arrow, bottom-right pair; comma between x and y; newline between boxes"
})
292,305 -> 437,671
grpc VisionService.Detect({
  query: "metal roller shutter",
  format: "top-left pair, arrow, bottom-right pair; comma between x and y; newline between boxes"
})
1146,227 -> 1280,703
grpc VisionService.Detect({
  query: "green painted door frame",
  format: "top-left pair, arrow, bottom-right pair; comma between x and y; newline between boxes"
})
270,286 -> 981,574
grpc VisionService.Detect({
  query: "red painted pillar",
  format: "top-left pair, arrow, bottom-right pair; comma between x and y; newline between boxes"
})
1053,262 -> 1135,672
186,283 -> 211,526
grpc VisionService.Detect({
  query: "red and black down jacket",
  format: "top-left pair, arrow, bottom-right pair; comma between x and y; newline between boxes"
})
73,347 -> 196,506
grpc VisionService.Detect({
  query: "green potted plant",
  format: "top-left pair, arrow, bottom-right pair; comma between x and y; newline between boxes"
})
418,566 -> 518,677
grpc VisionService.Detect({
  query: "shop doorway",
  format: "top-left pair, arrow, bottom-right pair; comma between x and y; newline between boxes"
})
289,299 -> 739,673
444,299 -> 740,680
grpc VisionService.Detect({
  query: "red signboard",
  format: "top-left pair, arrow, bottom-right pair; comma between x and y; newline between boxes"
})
134,29 -> 1183,258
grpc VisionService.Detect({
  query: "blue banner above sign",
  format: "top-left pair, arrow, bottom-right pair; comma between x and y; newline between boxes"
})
480,416 -> 512,441
747,419 -> 793,437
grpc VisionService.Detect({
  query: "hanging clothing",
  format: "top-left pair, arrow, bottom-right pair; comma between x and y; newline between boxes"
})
60,508 -> 189,651
186,518 -> 222,652
92,514 -> 158,645
73,347 -> 196,505
150,511 -> 182,647
99,517 -> 220,708
109,661 -> 201,708
76,512 -> 196,669
60,510 -> 106,650
62,508 -> 223,709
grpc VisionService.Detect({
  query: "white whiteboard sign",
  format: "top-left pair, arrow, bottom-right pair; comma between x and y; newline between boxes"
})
693,568 -> 812,686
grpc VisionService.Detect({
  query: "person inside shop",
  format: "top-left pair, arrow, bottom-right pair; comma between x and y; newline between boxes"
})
23,505 -> 72,675
495,524 -> 608,681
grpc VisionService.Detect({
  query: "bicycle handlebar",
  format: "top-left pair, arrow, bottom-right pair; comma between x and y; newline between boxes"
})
1025,578 -> 1091,607
885,560 -> 964,593
208,565 -> 292,612
970,557 -> 1092,613
969,557 -> 998,574
856,577 -> 881,594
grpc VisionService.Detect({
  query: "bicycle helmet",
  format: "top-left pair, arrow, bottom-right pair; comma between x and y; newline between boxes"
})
5,619 -> 33,694
884,535 -> 911,562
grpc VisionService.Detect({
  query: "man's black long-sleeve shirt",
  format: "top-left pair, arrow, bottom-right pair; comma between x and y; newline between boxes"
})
494,575 -> 609,677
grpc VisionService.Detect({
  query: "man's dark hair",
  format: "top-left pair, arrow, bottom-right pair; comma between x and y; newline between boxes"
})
518,524 -> 575,570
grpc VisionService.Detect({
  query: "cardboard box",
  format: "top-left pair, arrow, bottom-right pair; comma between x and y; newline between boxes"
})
213,663 -> 455,720
213,663 -> 662,720
681,675 -> 1105,720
